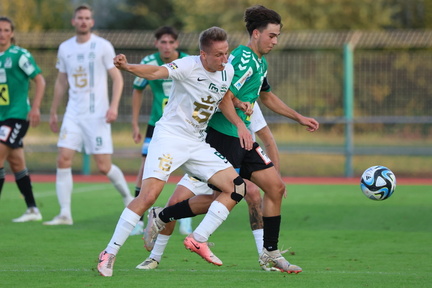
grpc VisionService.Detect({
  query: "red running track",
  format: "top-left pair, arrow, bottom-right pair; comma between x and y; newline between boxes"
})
6,174 -> 432,185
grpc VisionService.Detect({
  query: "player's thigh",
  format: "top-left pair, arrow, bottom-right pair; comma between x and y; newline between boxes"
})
250,166 -> 285,200
92,153 -> 112,174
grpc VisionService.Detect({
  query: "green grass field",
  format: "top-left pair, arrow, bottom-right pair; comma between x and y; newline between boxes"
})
0,181 -> 430,288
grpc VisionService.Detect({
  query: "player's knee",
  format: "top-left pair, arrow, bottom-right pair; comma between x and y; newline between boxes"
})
244,183 -> 261,206
231,176 -> 246,203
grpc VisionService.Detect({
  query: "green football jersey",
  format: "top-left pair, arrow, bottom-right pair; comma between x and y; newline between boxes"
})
0,45 -> 41,121
209,45 -> 269,137
133,51 -> 188,126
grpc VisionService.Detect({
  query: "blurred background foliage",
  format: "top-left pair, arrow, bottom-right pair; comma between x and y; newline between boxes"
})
1,0 -> 431,32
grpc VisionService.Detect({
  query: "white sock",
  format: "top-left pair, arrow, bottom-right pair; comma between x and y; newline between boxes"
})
252,229 -> 264,255
149,234 -> 171,263
107,164 -> 133,205
193,201 -> 229,242
56,168 -> 73,218
105,208 -> 140,255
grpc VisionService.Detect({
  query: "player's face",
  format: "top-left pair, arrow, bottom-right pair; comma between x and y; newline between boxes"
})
155,34 -> 179,62
201,40 -> 229,72
72,9 -> 94,35
256,23 -> 280,56
0,21 -> 13,50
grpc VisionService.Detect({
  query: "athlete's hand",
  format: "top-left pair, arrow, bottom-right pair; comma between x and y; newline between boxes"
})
237,124 -> 254,151
236,101 -> 253,116
114,54 -> 128,70
28,107 -> 41,127
106,107 -> 118,123
298,115 -> 319,132
49,114 -> 59,133
132,124 -> 142,144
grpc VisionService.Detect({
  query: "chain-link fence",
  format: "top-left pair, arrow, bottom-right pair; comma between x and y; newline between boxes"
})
16,30 -> 432,177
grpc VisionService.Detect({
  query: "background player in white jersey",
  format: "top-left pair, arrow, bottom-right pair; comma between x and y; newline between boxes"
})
97,26 -> 251,277
130,26 -> 191,236
44,4 -> 133,226
137,103 -> 281,269
0,17 -> 45,222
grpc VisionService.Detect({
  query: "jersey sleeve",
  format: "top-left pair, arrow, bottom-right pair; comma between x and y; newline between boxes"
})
18,50 -> 41,79
260,77 -> 271,92
102,41 -> 116,70
163,57 -> 192,81
55,44 -> 67,73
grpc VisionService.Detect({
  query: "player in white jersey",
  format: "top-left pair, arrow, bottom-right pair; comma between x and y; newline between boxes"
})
44,4 -> 133,226
97,26 -> 252,277
137,103 -> 282,270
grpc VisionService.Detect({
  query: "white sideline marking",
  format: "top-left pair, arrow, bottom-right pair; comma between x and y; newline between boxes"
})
34,184 -> 114,198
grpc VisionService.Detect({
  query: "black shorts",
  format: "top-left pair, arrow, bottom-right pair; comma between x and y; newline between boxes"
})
0,119 -> 29,149
141,124 -> 155,157
206,127 -> 273,180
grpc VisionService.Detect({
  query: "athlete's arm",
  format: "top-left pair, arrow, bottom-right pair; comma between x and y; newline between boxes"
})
106,67 -> 124,123
218,90 -> 253,151
28,73 -> 46,127
131,89 -> 144,144
50,72 -> 68,133
114,54 -> 169,80
259,90 -> 319,132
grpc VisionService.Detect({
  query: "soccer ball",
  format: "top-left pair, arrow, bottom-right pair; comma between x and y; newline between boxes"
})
360,165 -> 396,200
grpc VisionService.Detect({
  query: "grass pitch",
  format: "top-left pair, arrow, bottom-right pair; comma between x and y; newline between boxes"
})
0,181 -> 430,288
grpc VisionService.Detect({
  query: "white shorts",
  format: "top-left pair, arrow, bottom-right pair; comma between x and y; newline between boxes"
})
57,115 -> 113,154
143,130 -> 232,182
177,174 -> 213,196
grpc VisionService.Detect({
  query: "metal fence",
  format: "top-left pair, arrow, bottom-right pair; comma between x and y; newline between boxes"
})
17,30 -> 432,177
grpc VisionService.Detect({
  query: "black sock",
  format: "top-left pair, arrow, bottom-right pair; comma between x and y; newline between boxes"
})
263,215 -> 281,251
159,199 -> 195,223
134,186 -> 140,197
134,186 -> 143,220
15,169 -> 37,208
0,167 -> 5,198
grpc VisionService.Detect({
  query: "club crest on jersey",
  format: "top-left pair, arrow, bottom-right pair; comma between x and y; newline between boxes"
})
166,62 -> 178,70
208,83 -> 219,93
220,84 -> 228,94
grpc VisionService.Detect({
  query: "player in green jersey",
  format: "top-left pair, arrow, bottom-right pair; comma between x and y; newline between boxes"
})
130,26 -> 191,236
0,17 -> 45,222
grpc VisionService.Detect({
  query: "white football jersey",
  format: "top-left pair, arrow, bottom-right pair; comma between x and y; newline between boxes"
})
156,56 -> 234,141
56,34 -> 116,118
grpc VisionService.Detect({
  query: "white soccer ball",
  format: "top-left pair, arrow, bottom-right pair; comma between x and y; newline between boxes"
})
360,165 -> 396,200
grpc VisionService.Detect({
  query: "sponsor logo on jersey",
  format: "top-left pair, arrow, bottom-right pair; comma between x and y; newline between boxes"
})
166,62 -> 178,70
4,57 -> 12,68
19,55 -> 35,75
233,67 -> 253,90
